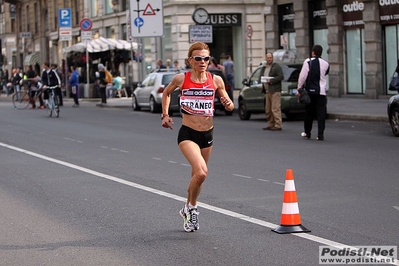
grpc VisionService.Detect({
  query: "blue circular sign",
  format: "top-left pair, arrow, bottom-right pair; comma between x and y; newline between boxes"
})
80,18 -> 92,31
134,17 -> 144,28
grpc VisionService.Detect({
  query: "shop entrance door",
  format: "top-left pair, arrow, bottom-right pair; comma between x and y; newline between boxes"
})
208,26 -> 233,66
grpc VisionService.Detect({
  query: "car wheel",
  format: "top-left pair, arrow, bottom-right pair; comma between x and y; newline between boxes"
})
238,100 -> 251,120
132,95 -> 141,111
149,96 -> 161,113
390,106 -> 399,137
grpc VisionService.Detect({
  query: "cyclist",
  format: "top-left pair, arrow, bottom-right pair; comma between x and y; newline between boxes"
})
41,62 -> 61,108
25,65 -> 37,109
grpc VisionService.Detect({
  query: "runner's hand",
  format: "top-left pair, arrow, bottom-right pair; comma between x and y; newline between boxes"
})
162,117 -> 174,130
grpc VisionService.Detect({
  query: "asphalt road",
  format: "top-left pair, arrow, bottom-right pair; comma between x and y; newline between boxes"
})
0,100 -> 398,266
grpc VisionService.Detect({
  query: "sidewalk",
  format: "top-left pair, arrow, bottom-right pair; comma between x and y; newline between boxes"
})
100,91 -> 390,123
1,90 -> 390,123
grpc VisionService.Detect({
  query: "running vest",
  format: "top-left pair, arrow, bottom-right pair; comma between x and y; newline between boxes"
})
180,72 -> 216,116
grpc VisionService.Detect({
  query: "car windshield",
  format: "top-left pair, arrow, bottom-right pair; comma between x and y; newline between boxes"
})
281,64 -> 301,82
161,74 -> 175,86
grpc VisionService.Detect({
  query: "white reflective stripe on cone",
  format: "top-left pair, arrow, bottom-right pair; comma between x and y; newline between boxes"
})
284,180 -> 296,191
282,202 -> 300,214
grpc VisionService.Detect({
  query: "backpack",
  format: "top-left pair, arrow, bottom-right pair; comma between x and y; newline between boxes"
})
104,70 -> 113,84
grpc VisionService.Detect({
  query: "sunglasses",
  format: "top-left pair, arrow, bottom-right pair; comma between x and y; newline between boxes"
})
190,56 -> 210,62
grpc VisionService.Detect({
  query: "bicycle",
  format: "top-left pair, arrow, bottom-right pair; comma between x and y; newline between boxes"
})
44,85 -> 60,118
12,86 -> 44,110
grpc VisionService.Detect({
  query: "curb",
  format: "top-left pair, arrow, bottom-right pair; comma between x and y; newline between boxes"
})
327,113 -> 388,123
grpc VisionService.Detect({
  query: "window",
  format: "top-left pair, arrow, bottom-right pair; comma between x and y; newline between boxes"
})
120,0 -> 127,11
105,0 -> 113,14
18,7 -> 21,32
53,0 -> 58,31
34,3 -> 38,33
106,26 -> 115,38
278,4 -> 296,49
346,29 -> 365,94
147,75 -> 156,86
91,1 -> 98,17
384,25 -> 399,95
250,67 -> 263,85
26,5 -> 30,32
74,0 -> 79,25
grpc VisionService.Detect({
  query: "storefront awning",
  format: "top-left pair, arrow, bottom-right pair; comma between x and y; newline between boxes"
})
23,52 -> 40,66
63,37 -> 138,53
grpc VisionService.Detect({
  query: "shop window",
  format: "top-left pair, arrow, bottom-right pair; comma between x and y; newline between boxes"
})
278,4 -> 295,49
346,29 -> 365,94
384,25 -> 399,95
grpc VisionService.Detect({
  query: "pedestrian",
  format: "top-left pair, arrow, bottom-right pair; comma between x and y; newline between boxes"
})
96,63 -> 107,106
208,57 -> 225,74
165,59 -> 172,71
184,58 -> 191,69
3,69 -> 10,96
51,63 -> 63,106
223,54 -> 235,101
156,59 -> 166,72
13,67 -> 22,100
28,71 -> 42,109
69,65 -> 80,107
25,65 -> 37,108
161,41 -> 234,232
297,44 -> 330,140
106,71 -> 123,98
173,60 -> 181,70
262,53 -> 284,131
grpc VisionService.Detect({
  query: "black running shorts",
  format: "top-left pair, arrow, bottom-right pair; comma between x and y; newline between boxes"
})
177,125 -> 214,149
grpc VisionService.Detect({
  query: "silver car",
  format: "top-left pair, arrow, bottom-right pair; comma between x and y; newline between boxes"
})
132,71 -> 177,113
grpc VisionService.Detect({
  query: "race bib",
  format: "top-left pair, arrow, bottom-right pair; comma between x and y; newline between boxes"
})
180,88 -> 215,116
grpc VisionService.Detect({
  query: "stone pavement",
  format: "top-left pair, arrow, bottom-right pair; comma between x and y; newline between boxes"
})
1,90 -> 391,123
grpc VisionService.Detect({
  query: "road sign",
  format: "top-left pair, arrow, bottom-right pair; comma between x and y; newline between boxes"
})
59,8 -> 72,28
81,31 -> 92,42
80,18 -> 93,31
59,28 -> 72,41
130,0 -> 163,37
247,25 -> 253,39
189,25 -> 212,43
20,32 -> 32,38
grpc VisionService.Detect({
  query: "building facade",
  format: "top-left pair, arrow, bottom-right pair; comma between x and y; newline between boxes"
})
2,0 -> 399,98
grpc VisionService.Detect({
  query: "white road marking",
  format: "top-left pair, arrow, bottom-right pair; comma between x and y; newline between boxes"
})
100,146 -> 108,149
257,179 -> 270,182
233,174 -> 252,179
181,163 -> 190,167
152,157 -> 161,160
120,150 -> 129,153
168,161 -> 177,164
394,206 -> 399,212
273,182 -> 285,186
1,141 -> 397,266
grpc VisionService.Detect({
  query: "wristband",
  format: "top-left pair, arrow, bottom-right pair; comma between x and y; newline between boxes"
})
161,114 -> 169,119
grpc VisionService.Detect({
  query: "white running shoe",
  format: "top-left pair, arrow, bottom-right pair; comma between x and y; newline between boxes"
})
179,206 -> 199,232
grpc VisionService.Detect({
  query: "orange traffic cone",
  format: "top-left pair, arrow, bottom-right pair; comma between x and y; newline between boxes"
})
272,169 -> 310,234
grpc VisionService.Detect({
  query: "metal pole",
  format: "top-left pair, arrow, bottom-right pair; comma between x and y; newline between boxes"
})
86,40 -> 89,98
250,38 -> 253,73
